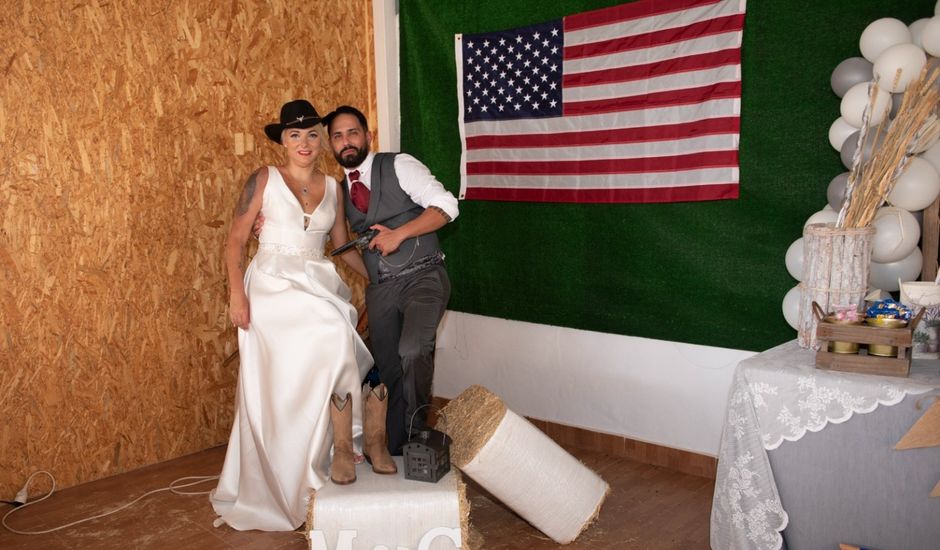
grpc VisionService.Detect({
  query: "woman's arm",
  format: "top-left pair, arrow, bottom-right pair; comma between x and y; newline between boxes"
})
226,168 -> 268,329
330,180 -> 369,280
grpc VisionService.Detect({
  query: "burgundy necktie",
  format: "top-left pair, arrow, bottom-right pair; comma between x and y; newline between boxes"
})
349,170 -> 370,213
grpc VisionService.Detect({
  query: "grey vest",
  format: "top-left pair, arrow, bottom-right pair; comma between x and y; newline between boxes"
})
341,153 -> 442,284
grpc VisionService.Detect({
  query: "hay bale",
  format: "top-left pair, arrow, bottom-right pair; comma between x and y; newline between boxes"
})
306,457 -> 471,549
438,384 -> 506,467
440,385 -> 608,544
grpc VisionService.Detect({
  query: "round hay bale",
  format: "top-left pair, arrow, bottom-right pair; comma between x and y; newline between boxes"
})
440,385 -> 608,544
439,384 -> 507,467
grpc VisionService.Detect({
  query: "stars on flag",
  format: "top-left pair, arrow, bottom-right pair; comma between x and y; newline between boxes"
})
462,21 -> 563,121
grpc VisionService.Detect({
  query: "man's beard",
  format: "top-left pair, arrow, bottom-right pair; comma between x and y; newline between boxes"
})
335,144 -> 369,168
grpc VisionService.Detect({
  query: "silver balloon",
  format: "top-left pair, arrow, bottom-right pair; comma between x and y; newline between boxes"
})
840,132 -> 860,169
827,172 -> 850,210
839,125 -> 889,170
831,57 -> 874,97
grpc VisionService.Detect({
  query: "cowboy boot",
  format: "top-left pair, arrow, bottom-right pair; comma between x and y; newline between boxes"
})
329,392 -> 357,485
363,384 -> 398,475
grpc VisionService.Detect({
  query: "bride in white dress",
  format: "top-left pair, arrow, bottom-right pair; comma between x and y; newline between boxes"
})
211,100 -> 386,531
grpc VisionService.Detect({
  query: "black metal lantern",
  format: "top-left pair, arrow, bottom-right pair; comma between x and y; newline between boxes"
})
403,406 -> 452,483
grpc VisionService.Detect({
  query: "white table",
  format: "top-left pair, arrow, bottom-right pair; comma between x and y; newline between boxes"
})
710,341 -> 940,550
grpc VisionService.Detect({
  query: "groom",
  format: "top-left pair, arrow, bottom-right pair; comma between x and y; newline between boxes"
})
323,106 -> 458,455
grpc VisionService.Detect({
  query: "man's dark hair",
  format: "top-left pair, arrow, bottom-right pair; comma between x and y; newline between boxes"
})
323,105 -> 369,133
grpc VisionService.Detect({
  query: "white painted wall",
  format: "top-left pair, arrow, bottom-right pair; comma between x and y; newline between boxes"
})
372,2 -> 759,458
372,0 -> 400,152
434,312 -> 755,456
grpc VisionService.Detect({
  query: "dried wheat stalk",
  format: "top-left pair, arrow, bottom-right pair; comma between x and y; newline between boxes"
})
837,65 -> 940,228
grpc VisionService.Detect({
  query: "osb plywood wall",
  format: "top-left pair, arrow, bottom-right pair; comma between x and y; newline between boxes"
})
0,0 -> 377,496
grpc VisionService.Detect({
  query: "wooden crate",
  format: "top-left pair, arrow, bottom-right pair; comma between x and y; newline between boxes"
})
814,306 -> 925,377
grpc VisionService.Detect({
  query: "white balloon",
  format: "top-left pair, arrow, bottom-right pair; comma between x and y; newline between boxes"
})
888,157 -> 940,211
873,43 -> 927,93
785,238 -> 805,281
860,18 -> 912,62
828,117 -> 858,151
782,285 -> 802,330
920,137 -> 940,173
871,206 -> 921,263
804,209 -> 839,227
922,17 -> 940,57
912,128 -> 940,154
840,81 -> 891,128
910,18 -> 931,48
870,247 -> 923,292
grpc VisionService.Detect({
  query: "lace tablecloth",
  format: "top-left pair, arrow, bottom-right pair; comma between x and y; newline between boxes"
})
710,340 -> 940,550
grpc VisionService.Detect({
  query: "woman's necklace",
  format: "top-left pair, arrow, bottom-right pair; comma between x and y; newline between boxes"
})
299,184 -> 312,209
282,169 -> 315,210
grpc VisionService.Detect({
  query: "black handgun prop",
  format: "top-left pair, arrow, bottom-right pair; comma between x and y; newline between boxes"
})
330,228 -> 379,257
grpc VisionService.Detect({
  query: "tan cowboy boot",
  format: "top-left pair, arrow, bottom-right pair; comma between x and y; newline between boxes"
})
329,392 -> 357,485
363,384 -> 398,475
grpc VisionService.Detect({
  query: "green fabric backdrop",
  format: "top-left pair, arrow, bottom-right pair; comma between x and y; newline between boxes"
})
398,0 -> 934,352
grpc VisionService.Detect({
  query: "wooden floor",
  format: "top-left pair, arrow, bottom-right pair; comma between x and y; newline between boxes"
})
0,444 -> 714,549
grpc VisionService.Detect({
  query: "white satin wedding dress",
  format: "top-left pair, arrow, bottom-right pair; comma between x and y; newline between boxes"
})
210,167 -> 372,531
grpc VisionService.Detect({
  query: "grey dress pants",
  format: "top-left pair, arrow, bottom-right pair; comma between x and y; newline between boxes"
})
365,264 -> 450,455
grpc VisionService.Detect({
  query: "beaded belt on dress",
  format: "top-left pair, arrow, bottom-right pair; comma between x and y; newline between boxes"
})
258,242 -> 323,259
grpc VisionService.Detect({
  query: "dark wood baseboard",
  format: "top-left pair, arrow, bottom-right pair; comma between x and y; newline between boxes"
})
430,396 -> 717,480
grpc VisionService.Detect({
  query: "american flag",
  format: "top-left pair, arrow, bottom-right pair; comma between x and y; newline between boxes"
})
455,0 -> 746,203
